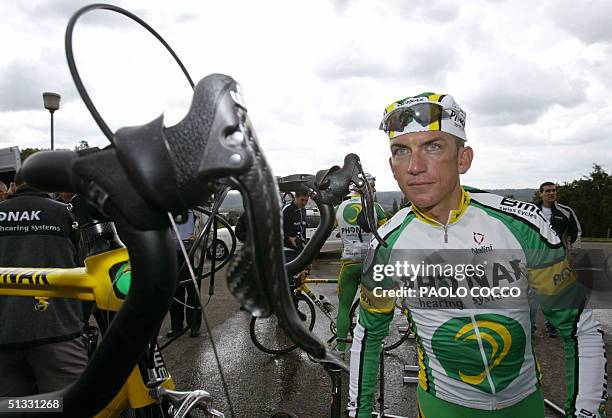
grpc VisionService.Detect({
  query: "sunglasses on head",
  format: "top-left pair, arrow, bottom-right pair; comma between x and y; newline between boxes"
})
379,102 -> 451,133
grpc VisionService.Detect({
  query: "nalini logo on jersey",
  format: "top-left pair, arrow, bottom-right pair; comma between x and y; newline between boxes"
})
432,314 -> 525,394
472,232 -> 492,254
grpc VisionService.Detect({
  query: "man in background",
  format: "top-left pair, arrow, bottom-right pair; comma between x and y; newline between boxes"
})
0,172 -> 87,396
0,181 -> 8,201
536,182 -> 581,248
533,181 -> 582,337
282,192 -> 309,263
167,210 -> 201,338
334,173 -> 387,357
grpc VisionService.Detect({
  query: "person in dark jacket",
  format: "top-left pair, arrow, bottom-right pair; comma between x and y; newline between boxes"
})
0,173 -> 87,396
536,181 -> 582,248
531,181 -> 583,337
167,210 -> 201,338
282,192 -> 309,263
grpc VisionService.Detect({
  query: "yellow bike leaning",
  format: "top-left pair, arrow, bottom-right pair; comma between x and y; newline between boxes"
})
0,197 -> 223,418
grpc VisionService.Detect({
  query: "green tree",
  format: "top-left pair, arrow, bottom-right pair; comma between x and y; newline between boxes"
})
74,140 -> 90,151
556,164 -> 612,238
20,140 -> 90,162
20,147 -> 41,161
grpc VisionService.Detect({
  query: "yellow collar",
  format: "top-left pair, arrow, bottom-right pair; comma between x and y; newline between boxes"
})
411,187 -> 470,226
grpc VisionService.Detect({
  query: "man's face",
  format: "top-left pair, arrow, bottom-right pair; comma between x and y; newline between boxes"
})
388,131 -> 473,210
58,192 -> 75,203
0,184 -> 7,202
540,185 -> 557,204
294,195 -> 309,208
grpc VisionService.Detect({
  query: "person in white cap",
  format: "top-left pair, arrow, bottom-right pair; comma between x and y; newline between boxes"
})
333,173 -> 387,357
347,92 -> 607,418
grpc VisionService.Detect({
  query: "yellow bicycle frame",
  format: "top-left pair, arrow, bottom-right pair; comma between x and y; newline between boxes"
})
0,247 -> 174,417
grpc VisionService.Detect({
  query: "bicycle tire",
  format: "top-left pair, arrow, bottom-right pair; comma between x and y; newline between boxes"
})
349,300 -> 410,351
250,293 -> 316,354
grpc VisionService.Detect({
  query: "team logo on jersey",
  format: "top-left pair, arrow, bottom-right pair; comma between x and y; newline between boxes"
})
343,203 -> 363,225
598,401 -> 606,417
432,314 -> 525,393
473,232 -> 485,244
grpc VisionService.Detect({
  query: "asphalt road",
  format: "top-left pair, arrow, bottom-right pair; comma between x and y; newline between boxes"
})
159,241 -> 612,418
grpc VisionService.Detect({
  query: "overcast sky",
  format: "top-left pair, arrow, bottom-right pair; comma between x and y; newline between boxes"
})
1,0 -> 611,191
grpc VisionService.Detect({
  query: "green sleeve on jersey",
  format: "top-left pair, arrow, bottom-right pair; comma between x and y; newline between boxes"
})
471,199 -> 605,416
354,309 -> 392,418
375,203 -> 387,226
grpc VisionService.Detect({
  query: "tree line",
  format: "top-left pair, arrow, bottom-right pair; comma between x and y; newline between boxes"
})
20,146 -> 612,238
387,164 -> 611,238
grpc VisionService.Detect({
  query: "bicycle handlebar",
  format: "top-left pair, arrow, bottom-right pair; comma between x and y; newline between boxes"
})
5,73 -> 349,416
279,153 -> 385,275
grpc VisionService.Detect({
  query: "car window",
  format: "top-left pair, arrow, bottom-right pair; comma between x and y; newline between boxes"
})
306,214 -> 320,229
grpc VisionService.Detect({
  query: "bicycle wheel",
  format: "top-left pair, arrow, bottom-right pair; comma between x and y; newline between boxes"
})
349,300 -> 410,351
250,293 -> 316,354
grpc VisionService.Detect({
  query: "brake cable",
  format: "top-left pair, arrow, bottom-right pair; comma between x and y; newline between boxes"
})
160,190 -> 237,417
355,165 -> 387,248
65,4 -> 235,416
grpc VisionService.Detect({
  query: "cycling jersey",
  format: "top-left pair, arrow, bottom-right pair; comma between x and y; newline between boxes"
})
335,194 -> 387,351
335,194 -> 387,262
348,187 -> 607,418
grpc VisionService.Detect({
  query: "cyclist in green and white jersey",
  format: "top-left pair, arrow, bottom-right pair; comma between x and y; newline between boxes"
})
334,174 -> 387,355
348,92 -> 607,418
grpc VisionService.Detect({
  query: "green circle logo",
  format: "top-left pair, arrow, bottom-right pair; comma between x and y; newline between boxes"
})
342,203 -> 362,225
432,314 -> 526,393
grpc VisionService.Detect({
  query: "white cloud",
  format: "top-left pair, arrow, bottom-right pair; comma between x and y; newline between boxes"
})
549,0 -> 612,44
0,0 -> 610,193
0,55 -> 78,112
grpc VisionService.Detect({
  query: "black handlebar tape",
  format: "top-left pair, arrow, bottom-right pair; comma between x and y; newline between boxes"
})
71,147 -> 168,230
113,74 -> 252,213
0,215 -> 177,417
20,150 -> 78,192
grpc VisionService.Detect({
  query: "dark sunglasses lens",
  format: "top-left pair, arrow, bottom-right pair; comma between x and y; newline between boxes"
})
410,103 -> 441,126
381,103 -> 442,132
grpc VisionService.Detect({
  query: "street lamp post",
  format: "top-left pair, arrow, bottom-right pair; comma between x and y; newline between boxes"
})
42,92 -> 61,150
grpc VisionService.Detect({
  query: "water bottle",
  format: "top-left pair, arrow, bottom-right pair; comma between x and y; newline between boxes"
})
319,295 -> 335,313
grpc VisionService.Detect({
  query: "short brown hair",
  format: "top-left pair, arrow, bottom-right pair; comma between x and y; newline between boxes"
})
539,181 -> 555,192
